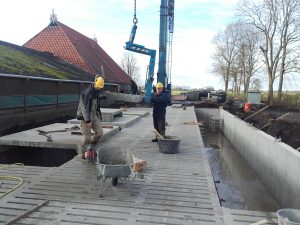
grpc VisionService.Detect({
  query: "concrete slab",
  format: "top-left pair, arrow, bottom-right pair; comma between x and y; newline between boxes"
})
0,107 -> 225,225
102,115 -> 140,129
0,165 -> 51,196
0,123 -> 119,151
68,115 -> 141,129
100,108 -> 123,122
122,108 -> 151,118
67,118 -> 80,124
68,108 -> 123,123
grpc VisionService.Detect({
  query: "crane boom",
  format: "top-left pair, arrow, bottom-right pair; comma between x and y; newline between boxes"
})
125,0 -> 174,103
125,42 -> 156,103
157,0 -> 168,87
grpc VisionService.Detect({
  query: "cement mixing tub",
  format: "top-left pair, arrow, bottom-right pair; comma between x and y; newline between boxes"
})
277,209 -> 300,225
158,136 -> 180,154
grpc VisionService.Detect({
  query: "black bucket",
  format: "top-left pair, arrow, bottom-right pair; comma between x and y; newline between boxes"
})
158,136 -> 180,154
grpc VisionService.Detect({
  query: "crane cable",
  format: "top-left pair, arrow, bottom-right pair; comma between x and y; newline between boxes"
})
133,0 -> 138,24
0,163 -> 24,198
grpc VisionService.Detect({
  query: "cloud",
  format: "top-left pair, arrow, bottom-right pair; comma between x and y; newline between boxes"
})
0,0 -> 239,90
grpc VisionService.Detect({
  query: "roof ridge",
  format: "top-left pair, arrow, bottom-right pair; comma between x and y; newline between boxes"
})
59,22 -> 128,83
57,23 -> 91,73
59,22 -> 105,77
23,21 -> 132,85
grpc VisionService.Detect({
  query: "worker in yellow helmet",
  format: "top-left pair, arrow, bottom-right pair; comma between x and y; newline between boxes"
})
151,82 -> 170,142
77,74 -> 105,158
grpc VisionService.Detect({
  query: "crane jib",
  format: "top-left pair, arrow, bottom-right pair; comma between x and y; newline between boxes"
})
125,0 -> 175,103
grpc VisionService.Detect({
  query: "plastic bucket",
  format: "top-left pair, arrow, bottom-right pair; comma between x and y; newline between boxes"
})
244,102 -> 251,112
158,136 -> 180,154
277,209 -> 300,225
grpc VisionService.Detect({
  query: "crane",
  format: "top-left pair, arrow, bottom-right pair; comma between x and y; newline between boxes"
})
125,0 -> 175,103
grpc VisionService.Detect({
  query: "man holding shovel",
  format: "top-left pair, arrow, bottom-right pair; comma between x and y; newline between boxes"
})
151,82 -> 170,142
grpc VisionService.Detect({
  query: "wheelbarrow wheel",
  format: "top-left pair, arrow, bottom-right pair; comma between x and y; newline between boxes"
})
112,177 -> 118,186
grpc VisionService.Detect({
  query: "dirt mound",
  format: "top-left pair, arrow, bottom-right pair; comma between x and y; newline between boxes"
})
223,100 -> 300,150
267,120 -> 300,149
245,110 -> 300,150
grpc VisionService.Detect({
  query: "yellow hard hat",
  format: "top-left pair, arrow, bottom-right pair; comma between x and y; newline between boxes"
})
156,82 -> 163,89
94,76 -> 104,89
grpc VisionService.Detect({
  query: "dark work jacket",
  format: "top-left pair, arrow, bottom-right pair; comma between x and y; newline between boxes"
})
77,84 -> 101,122
151,91 -> 170,118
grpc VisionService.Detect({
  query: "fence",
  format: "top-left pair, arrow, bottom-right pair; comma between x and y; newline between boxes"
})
0,74 -> 118,111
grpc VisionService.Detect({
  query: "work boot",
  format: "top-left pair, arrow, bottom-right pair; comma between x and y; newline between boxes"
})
112,177 -> 118,186
151,137 -> 158,142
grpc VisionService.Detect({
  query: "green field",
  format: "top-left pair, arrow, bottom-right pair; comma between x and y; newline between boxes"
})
228,91 -> 300,106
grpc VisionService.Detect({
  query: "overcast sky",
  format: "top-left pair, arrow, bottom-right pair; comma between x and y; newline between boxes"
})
0,0 -> 299,90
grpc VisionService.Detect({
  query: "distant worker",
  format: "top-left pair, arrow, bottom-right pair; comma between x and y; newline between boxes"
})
77,75 -> 105,158
151,82 -> 170,142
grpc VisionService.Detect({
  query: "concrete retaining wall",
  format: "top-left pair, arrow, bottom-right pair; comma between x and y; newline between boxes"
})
220,109 -> 300,208
195,108 -> 220,127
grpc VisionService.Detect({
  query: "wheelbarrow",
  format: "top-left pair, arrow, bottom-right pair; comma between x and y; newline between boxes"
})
97,164 -> 144,197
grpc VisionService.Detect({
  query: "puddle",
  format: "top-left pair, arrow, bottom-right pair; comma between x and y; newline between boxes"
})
201,129 -> 279,211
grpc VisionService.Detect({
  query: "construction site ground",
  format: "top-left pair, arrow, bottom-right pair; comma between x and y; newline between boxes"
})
195,101 -> 300,150
0,107 -> 278,225
231,105 -> 300,150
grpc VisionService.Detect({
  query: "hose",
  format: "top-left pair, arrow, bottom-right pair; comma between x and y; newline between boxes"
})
0,163 -> 24,198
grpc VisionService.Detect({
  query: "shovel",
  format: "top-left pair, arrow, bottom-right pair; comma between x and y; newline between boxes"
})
153,130 -> 165,140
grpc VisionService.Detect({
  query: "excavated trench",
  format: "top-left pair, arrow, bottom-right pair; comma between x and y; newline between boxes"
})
0,146 -> 77,167
195,109 -> 279,211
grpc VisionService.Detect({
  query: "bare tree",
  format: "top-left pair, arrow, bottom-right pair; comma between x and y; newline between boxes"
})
212,22 -> 240,93
239,0 -> 283,105
212,21 -> 261,97
211,52 -> 228,90
120,52 -> 141,85
230,60 -> 243,97
237,22 -> 262,98
239,0 -> 300,105
277,0 -> 300,102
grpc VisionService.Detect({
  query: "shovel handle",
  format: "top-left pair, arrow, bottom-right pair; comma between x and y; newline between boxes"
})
153,130 -> 165,140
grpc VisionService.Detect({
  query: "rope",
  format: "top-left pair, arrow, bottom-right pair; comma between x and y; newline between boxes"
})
0,163 -> 24,198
